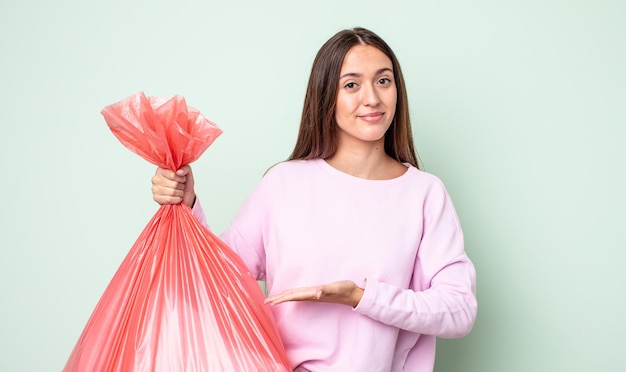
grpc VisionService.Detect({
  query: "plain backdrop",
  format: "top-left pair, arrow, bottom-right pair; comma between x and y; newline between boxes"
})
1,0 -> 625,371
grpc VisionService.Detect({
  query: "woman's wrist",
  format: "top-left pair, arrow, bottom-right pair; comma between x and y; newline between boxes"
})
184,193 -> 196,208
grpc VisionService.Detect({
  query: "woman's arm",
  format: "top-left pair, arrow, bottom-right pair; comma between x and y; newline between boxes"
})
355,181 -> 477,338
265,178 -> 477,338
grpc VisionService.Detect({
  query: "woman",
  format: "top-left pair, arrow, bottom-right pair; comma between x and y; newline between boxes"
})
152,27 -> 477,372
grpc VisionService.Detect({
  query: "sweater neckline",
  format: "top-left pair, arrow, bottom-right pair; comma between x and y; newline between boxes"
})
314,158 -> 413,185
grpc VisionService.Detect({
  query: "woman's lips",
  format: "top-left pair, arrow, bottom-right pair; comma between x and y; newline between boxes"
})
358,112 -> 384,123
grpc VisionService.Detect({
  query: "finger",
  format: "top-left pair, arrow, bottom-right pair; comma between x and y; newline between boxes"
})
264,290 -> 298,305
156,167 -> 187,183
152,183 -> 185,205
176,164 -> 193,177
152,173 -> 186,190
265,287 -> 321,305
153,194 -> 184,205
152,182 -> 185,196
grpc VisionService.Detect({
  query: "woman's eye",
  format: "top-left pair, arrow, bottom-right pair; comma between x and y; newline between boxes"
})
345,82 -> 357,89
378,78 -> 392,85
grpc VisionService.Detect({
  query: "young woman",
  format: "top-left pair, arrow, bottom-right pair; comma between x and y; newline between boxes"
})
152,27 -> 477,372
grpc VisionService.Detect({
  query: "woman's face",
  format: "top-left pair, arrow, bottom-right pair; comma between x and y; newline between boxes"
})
335,44 -> 397,148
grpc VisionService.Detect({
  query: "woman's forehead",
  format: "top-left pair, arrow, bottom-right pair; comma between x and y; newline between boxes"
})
340,45 -> 393,74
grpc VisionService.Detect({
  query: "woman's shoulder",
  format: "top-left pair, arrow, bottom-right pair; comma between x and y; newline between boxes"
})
404,166 -> 453,196
404,164 -> 442,183
250,159 -> 321,198
263,158 -> 321,177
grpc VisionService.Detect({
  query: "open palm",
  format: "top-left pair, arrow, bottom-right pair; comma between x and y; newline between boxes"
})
265,280 -> 364,308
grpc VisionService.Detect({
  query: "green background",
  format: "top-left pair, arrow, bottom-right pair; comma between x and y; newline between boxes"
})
1,0 -> 624,371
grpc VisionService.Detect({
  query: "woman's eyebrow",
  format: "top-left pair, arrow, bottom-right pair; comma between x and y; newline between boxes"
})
339,67 -> 393,79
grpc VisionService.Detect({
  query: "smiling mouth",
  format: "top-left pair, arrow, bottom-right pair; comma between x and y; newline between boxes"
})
358,112 -> 385,122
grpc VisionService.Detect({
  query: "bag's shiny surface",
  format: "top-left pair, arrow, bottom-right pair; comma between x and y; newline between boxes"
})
64,92 -> 290,371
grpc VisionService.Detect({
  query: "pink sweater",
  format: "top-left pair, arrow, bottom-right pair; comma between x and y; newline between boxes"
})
193,159 -> 476,371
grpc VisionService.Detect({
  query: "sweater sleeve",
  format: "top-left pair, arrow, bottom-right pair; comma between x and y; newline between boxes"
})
191,190 -> 268,282
191,198 -> 209,229
354,179 -> 477,338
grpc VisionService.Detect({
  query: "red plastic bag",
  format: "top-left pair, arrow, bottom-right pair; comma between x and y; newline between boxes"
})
64,92 -> 290,371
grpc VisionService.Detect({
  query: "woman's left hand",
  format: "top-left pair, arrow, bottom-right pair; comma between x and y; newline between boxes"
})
265,280 -> 364,308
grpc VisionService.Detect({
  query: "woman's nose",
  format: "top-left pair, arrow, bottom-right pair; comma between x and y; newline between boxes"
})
361,83 -> 381,106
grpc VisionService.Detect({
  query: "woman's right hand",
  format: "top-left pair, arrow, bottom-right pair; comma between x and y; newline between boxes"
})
151,165 -> 196,208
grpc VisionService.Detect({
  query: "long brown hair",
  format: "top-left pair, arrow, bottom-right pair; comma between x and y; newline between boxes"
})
288,27 -> 419,168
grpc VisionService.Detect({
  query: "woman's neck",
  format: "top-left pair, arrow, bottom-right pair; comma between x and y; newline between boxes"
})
324,140 -> 406,180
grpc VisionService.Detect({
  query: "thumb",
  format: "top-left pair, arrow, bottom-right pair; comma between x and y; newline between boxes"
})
176,164 -> 192,176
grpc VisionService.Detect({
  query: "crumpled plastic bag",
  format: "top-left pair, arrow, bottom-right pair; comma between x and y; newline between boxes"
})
64,92 -> 290,371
